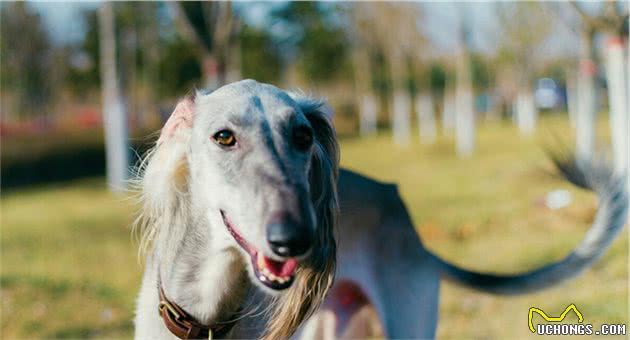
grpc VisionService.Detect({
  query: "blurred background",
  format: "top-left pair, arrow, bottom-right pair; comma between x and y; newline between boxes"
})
1,1 -> 629,338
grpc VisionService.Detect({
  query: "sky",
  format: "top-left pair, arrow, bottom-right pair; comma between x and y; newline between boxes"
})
28,1 -> 100,44
27,1 -> 606,59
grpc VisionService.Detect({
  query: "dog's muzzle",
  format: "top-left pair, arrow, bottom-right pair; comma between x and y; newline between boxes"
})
266,212 -> 314,258
222,210 -> 301,290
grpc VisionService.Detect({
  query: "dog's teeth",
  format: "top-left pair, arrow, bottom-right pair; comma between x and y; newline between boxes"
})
260,267 -> 275,280
257,253 -> 265,268
256,255 -> 292,285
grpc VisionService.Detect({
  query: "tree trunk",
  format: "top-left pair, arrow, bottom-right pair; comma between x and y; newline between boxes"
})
627,6 -> 630,210
566,72 -> 578,128
417,93 -> 436,144
455,84 -> 475,158
99,2 -> 129,192
455,48 -> 475,157
352,48 -> 377,136
226,35 -> 242,83
359,93 -> 378,136
604,36 -> 628,175
392,90 -> 411,146
441,91 -> 455,135
389,52 -> 410,146
575,30 -> 597,164
139,3 -> 160,128
454,17 -> 475,157
515,87 -> 537,136
202,52 -> 221,90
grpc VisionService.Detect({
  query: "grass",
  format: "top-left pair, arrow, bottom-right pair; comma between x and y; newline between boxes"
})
1,114 -> 627,339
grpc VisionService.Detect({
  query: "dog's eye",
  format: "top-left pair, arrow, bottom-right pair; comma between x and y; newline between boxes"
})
293,126 -> 313,151
213,130 -> 237,147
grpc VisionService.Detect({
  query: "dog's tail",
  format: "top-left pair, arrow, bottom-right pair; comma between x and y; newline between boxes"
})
431,156 -> 628,295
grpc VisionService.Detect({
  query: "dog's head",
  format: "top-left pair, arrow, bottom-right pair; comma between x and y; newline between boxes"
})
138,79 -> 338,338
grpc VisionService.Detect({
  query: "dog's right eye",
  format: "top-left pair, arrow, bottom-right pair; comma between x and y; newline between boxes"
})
293,126 -> 313,151
212,130 -> 237,147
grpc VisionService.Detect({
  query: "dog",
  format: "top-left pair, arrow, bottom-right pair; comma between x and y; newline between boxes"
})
133,79 -> 628,339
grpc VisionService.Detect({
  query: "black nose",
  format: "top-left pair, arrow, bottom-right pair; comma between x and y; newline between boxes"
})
267,213 -> 313,257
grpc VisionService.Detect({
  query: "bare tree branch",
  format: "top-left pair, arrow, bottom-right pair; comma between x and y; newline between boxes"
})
168,2 -> 208,54
570,1 -> 623,33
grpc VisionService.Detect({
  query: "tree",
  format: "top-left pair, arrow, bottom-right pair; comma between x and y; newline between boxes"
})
454,15 -> 475,158
0,2 -> 52,120
354,3 -> 424,145
239,25 -> 282,84
497,3 -> 553,136
416,92 -> 436,144
272,2 -> 350,85
571,2 -> 629,174
99,2 -> 130,192
171,2 -> 239,89
571,2 -> 628,173
347,4 -> 379,136
155,37 -> 203,98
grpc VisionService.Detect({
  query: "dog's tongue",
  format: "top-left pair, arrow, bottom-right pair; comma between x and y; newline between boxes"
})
263,256 -> 298,277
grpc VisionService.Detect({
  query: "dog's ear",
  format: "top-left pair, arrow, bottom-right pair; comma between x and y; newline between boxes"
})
302,96 -> 338,272
158,93 -> 196,144
265,94 -> 339,340
288,94 -> 339,242
134,95 -> 196,255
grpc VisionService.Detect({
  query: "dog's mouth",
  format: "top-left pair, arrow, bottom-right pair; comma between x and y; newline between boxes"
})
220,210 -> 297,290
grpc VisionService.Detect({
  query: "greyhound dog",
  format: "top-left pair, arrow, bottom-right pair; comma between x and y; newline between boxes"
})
134,79 -> 628,339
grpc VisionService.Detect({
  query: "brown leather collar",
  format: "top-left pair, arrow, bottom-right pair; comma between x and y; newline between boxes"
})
158,280 -> 238,339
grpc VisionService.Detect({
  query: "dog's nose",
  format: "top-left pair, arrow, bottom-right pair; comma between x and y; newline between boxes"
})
267,213 -> 313,257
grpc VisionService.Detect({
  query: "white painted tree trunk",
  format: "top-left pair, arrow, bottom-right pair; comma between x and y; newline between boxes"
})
351,47 -> 377,137
441,91 -> 455,136
392,91 -> 411,146
626,20 -> 630,214
99,2 -> 130,192
575,59 -> 597,164
416,93 -> 436,144
454,18 -> 475,158
515,89 -> 537,136
575,30 -> 597,164
604,37 -> 628,176
359,93 -> 378,136
455,86 -> 475,158
566,73 -> 578,128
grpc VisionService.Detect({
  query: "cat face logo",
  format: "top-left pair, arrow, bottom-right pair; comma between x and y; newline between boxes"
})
528,304 -> 584,333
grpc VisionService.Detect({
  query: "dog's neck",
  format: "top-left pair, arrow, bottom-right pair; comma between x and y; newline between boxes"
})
153,214 -> 253,327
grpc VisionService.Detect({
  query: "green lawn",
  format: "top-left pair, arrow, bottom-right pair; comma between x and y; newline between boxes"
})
2,115 -> 627,339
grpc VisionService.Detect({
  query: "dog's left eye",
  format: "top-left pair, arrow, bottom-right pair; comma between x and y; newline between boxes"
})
213,130 -> 237,147
293,126 -> 313,151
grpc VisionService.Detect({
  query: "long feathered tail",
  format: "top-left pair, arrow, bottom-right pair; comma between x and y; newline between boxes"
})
431,156 -> 628,295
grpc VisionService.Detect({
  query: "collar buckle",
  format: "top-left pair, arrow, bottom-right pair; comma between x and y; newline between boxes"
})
158,300 -> 181,320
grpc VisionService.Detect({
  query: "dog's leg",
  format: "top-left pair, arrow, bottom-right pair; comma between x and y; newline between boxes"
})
365,188 -> 441,339
369,250 -> 440,339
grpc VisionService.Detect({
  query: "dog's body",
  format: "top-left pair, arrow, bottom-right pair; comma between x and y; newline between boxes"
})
134,80 -> 628,339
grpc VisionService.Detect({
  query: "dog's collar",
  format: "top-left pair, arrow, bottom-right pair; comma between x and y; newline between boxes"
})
158,279 -> 238,339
